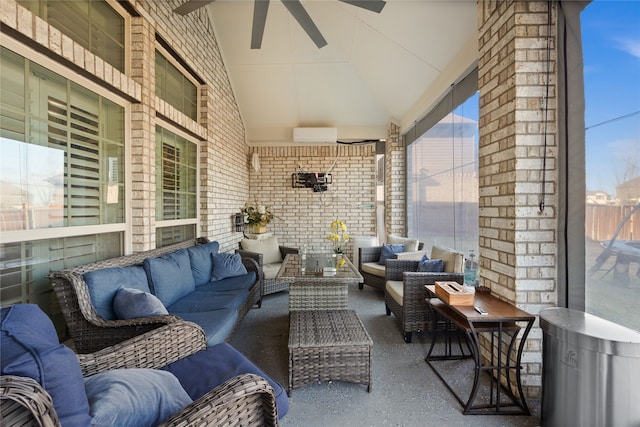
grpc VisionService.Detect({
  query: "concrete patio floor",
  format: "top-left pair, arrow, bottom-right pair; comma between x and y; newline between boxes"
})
228,284 -> 542,427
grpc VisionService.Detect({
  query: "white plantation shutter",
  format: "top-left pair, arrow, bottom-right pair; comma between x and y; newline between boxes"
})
161,142 -> 180,220
47,96 -> 102,225
156,126 -> 197,222
155,125 -> 198,247
1,48 -> 125,232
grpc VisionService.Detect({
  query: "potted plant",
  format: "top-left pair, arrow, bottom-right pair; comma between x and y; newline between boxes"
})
240,201 -> 276,233
326,219 -> 350,267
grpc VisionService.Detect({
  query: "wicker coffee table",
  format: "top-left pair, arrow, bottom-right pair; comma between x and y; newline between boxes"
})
288,309 -> 372,394
276,253 -> 364,311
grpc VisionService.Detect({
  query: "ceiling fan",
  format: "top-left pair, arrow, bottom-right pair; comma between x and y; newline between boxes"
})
173,0 -> 386,49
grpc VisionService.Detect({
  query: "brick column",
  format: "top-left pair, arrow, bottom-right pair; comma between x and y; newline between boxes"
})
385,122 -> 405,237
130,16 -> 157,252
478,0 -> 558,400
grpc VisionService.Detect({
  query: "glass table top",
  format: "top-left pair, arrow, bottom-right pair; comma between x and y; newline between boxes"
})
276,253 -> 363,282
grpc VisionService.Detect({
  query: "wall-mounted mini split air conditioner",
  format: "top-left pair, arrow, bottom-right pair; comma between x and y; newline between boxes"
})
293,127 -> 337,144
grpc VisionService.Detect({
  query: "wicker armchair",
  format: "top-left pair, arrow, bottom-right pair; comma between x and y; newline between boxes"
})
0,321 -> 280,427
237,245 -> 298,296
358,243 -> 425,291
384,259 -> 464,343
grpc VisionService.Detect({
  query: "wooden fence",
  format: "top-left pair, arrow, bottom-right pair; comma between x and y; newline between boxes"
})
586,204 -> 639,242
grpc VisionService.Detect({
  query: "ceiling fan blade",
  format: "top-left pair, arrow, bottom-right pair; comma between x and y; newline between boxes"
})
281,0 -> 327,49
174,0 -> 215,16
251,0 -> 270,49
338,0 -> 386,14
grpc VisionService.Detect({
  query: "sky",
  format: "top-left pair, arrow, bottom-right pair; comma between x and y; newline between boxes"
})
582,0 -> 640,195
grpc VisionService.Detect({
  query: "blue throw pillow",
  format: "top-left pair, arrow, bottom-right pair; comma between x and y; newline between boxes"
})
84,266 -> 150,320
378,244 -> 405,265
187,242 -> 220,287
1,304 -> 92,427
143,249 -> 196,307
211,253 -> 248,281
113,287 -> 169,320
162,343 -> 288,419
418,254 -> 445,272
85,368 -> 192,427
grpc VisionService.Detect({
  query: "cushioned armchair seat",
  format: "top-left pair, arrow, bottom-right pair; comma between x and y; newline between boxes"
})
1,304 -> 288,427
237,236 -> 298,296
358,235 -> 425,290
384,245 -> 464,343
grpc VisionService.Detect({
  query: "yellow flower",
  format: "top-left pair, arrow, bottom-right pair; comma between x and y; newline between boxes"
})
326,219 -> 350,253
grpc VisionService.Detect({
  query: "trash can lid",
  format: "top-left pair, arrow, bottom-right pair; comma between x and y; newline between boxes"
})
539,307 -> 640,357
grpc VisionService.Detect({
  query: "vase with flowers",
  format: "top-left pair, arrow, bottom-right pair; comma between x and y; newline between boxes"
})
240,201 -> 276,234
326,219 -> 350,268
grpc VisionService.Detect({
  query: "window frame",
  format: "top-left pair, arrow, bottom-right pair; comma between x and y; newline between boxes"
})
154,118 -> 200,237
15,0 -> 131,75
1,37 -> 132,248
404,67 -> 479,254
154,43 -> 200,122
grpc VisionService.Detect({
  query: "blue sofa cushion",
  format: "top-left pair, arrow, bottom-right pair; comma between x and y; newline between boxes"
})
84,368 -> 192,427
211,253 -> 248,281
418,255 -> 445,272
167,287 -> 249,313
1,304 -> 92,427
171,310 -> 238,347
162,343 -> 289,419
113,287 -> 169,319
378,244 -> 405,265
144,249 -> 196,307
202,272 -> 257,292
84,266 -> 150,320
187,242 -> 220,287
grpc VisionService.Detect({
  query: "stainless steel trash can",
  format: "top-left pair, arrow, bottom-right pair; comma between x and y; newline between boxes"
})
539,307 -> 640,427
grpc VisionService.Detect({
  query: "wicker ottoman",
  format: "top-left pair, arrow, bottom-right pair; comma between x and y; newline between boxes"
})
288,310 -> 372,394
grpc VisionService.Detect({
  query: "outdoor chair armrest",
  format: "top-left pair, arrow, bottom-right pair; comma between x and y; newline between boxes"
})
359,246 -> 383,266
159,373 -> 279,427
78,321 -> 207,377
238,256 -> 262,279
385,259 -> 420,281
280,246 -> 299,257
0,375 -> 61,427
235,249 -> 264,266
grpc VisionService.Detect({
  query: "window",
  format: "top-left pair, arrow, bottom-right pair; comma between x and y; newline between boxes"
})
0,49 -> 128,210
1,48 -> 126,230
16,0 -> 126,72
155,126 -> 197,245
156,225 -> 196,248
155,50 -> 198,121
405,69 -> 479,258
582,1 -> 640,331
0,47 -> 127,325
0,234 -> 122,335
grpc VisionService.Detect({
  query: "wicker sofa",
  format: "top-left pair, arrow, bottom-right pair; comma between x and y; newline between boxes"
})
384,245 -> 465,343
0,304 -> 287,426
50,239 -> 261,353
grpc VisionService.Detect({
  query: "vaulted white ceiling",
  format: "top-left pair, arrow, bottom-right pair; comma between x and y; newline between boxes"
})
203,0 -> 478,145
